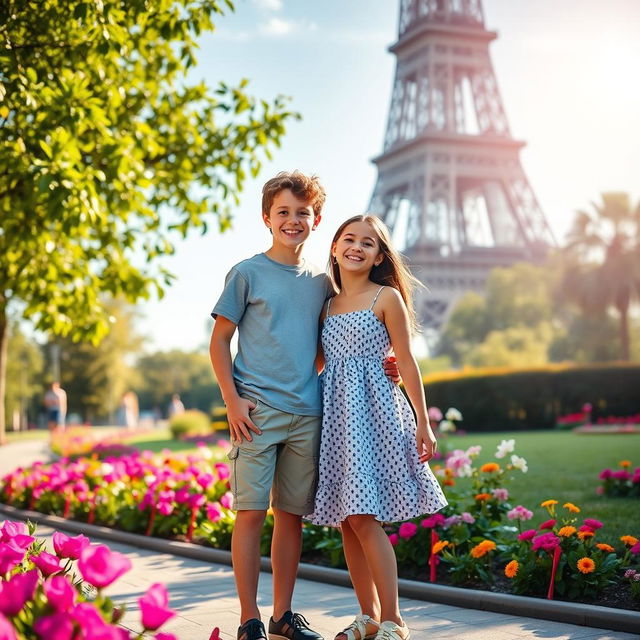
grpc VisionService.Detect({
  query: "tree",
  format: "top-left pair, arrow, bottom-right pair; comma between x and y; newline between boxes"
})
563,193 -> 640,361
0,1 -> 296,442
48,299 -> 144,422
134,350 -> 220,415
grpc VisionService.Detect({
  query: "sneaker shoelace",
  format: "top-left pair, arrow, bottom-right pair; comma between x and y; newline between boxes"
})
291,612 -> 312,630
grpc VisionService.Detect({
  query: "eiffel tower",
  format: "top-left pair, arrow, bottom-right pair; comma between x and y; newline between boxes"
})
369,0 -> 555,343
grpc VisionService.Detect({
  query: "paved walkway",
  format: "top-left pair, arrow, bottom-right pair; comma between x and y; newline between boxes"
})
1,440 -> 638,640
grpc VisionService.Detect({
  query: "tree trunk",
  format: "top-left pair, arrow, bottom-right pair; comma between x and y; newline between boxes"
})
619,305 -> 630,361
0,296 -> 8,445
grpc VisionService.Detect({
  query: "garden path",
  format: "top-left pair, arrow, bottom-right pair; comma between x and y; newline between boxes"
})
1,440 -> 637,640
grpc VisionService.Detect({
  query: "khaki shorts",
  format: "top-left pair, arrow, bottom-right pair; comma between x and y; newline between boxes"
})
227,395 -> 321,515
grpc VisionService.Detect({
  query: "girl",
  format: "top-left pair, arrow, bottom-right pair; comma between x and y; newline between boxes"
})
309,215 -> 447,640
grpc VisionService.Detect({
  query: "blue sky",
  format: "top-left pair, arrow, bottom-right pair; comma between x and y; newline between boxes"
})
138,0 -> 640,353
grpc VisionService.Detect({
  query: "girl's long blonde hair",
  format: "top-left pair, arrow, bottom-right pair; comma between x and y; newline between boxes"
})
329,214 -> 422,332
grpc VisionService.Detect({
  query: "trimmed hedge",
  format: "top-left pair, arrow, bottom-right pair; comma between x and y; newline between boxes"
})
423,363 -> 640,431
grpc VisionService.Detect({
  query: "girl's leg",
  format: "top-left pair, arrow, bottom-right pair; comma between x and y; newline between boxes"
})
336,519 -> 381,638
345,515 -> 403,628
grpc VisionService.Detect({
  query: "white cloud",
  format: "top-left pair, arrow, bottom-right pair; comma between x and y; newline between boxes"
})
259,17 -> 317,37
252,0 -> 283,11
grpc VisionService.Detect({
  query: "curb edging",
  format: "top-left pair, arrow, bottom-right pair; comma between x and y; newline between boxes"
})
1,503 -> 639,635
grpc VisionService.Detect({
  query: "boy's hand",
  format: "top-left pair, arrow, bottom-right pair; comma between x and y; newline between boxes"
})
383,356 -> 401,384
416,422 -> 437,463
226,397 -> 262,443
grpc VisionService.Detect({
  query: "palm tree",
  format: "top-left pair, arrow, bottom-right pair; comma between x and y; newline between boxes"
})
562,192 -> 640,361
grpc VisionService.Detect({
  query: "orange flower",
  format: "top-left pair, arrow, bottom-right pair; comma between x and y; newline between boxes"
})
619,460 -> 631,468
480,463 -> 500,473
596,543 -> 615,553
621,535 -> 639,546
444,479 -> 456,487
540,499 -> 558,508
474,493 -> 491,501
470,540 -> 497,558
562,502 -> 580,513
558,526 -> 577,537
432,540 -> 450,554
504,560 -> 519,578
433,464 -> 443,472
578,530 -> 595,541
577,557 -> 596,574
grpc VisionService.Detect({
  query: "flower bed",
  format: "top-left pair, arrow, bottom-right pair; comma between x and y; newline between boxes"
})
0,519 -> 206,639
598,461 -> 640,498
2,439 -> 639,611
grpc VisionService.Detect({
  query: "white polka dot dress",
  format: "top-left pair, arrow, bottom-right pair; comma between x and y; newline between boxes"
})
308,287 -> 448,527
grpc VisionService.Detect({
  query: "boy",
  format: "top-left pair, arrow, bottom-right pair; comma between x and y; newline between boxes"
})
210,171 -> 329,640
210,171 -> 398,640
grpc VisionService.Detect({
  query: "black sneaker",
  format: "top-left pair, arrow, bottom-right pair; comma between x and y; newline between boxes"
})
238,618 -> 267,640
269,611 -> 324,640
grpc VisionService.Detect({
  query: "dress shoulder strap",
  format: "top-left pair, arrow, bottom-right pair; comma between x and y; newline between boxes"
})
369,286 -> 385,310
326,296 -> 333,315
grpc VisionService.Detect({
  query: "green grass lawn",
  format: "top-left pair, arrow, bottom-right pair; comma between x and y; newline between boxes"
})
443,430 -> 640,544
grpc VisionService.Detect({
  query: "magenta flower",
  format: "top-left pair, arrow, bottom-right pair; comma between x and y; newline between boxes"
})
78,545 -> 132,588
0,613 -> 17,640
52,532 -> 90,559
219,492 -> 233,509
139,583 -> 176,631
196,473 -> 214,490
34,612 -> 75,640
0,541 -> 26,574
599,469 -> 612,480
583,518 -> 603,530
532,532 -> 560,552
158,502 -> 174,516
388,533 -> 399,546
188,493 -> 206,509
43,575 -> 77,611
539,519 -> 556,531
214,463 -> 230,481
0,520 -> 27,541
420,514 -> 445,528
398,522 -> 418,539
517,529 -> 537,542
32,551 -> 63,577
630,542 -> 640,555
206,502 -> 223,523
0,569 -> 38,616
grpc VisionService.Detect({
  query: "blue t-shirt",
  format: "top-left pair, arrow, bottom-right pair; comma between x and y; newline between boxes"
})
211,253 -> 331,416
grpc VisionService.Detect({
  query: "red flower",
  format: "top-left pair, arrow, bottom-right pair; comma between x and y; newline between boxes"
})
539,519 -> 556,530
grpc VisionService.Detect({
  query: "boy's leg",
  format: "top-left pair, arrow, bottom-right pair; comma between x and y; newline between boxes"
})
271,508 -> 303,620
233,509 -> 268,623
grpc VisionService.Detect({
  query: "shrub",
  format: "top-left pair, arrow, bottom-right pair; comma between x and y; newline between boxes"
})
169,409 -> 211,439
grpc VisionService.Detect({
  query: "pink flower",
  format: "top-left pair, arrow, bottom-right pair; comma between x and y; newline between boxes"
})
539,519 -> 556,530
206,502 -> 223,523
428,406 -> 443,422
460,512 -> 475,524
443,515 -> 461,528
599,469 -> 612,480
139,583 -> 176,631
214,463 -> 230,481
0,541 -> 26,574
532,532 -> 560,552
507,506 -> 533,521
398,522 -> 418,539
158,502 -> 174,516
52,532 -> 90,559
188,493 -> 206,509
156,634 -> 179,640
583,518 -> 603,530
0,613 -> 17,640
196,473 -> 214,490
420,514 -> 445,528
43,575 -> 77,611
517,529 -> 537,542
32,551 -> 63,577
219,492 -> 234,509
630,542 -> 640,555
388,533 -> 399,546
78,545 -> 132,588
491,488 -> 509,501
0,569 -> 38,616
0,520 -> 27,541
34,612 -> 75,640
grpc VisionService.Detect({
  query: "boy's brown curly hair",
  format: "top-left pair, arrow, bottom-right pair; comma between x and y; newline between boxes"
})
261,171 -> 326,217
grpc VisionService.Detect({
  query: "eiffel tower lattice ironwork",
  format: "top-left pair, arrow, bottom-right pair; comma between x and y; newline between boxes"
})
369,0 -> 555,341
